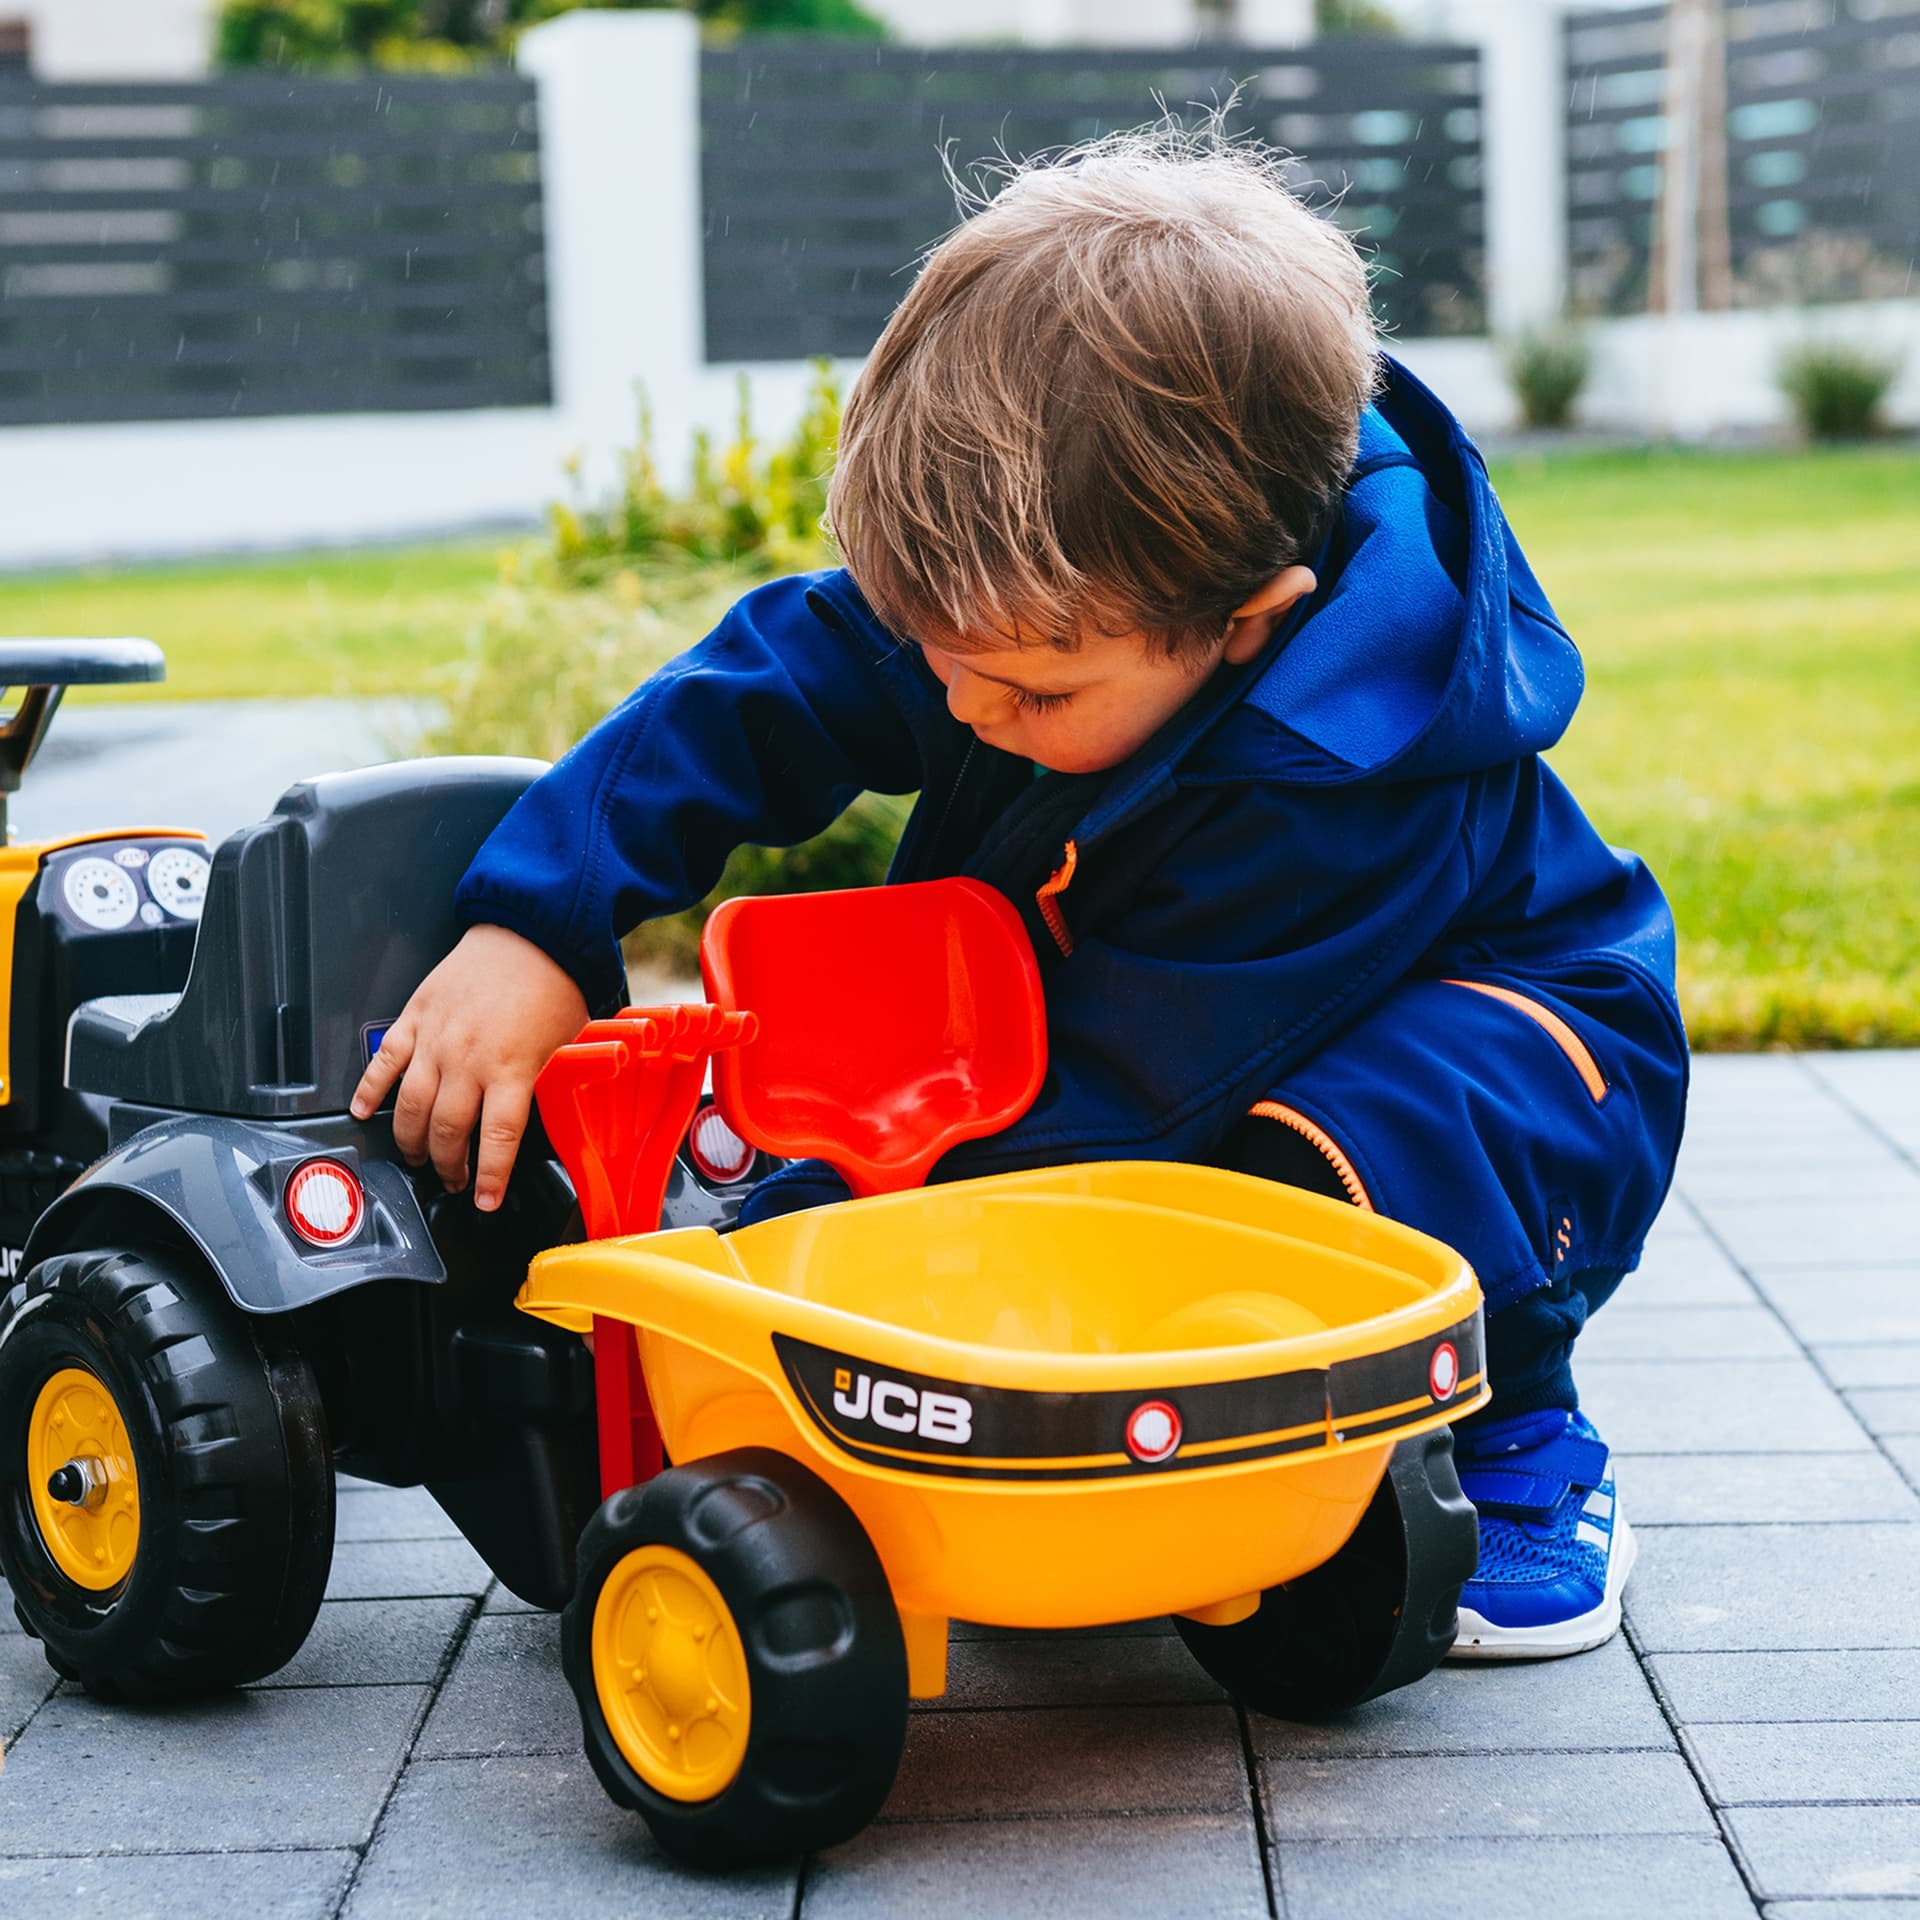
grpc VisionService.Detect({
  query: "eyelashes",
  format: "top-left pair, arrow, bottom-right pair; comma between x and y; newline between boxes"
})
1008,687 -> 1072,715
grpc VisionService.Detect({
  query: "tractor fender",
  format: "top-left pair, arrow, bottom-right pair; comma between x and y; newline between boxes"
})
22,1114 -> 445,1314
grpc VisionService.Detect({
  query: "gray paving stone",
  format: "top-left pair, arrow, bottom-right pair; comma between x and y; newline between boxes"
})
1580,1358 -> 1869,1455
1578,1306 -> 1799,1361
1727,1805 -> 1920,1899
1254,1633 -> 1670,1757
249,1598 -> 473,1689
884,1705 -> 1247,1819
1689,1719 -> 1920,1804
1845,1388 -> 1920,1437
1676,1123 -> 1881,1168
324,1537 -> 493,1601
1816,1343 -> 1920,1389
1,1631 -> 57,1745
0,1851 -> 356,1920
481,1581 -> 546,1616
804,1812 -> 1267,1919
416,1612 -> 575,1758
1749,1267 -> 1920,1345
1273,1834 -> 1756,1920
344,1753 -> 795,1919
1614,1230 -> 1760,1307
1802,1049 -> 1920,1112
1259,1749 -> 1714,1840
1766,1906 -> 1920,1918
1651,1649 -> 1920,1723
1679,1156 -> 1916,1201
334,1487 -> 464,1543
1626,1523 -> 1920,1651
0,1685 -> 428,1853
1698,1198 -> 1920,1271
929,1631 -> 1225,1711
1625,1451 -> 1920,1525
1889,1436 -> 1920,1490
0,1577 -> 22,1632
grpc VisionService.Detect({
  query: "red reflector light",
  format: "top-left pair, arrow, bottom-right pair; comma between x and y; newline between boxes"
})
1428,1341 -> 1460,1401
1124,1399 -> 1182,1464
285,1159 -> 365,1247
686,1104 -> 756,1185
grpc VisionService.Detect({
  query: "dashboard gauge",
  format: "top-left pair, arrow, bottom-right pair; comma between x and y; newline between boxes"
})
63,856 -> 140,931
146,846 -> 211,921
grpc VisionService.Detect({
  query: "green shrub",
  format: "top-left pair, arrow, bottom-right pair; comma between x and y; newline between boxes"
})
545,364 -> 840,586
1503,326 -> 1591,431
1776,340 -> 1904,441
431,374 -> 902,976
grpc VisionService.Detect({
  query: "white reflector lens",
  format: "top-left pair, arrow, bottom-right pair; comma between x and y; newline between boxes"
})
285,1159 -> 365,1247
687,1105 -> 755,1184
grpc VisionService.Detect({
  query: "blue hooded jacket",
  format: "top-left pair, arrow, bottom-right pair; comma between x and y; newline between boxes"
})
459,358 -> 1689,1311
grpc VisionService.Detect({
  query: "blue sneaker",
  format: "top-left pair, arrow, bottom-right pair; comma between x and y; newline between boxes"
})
1449,1408 -> 1636,1661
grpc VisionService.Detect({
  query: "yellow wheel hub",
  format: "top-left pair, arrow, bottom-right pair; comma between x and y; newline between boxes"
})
591,1544 -> 750,1803
27,1366 -> 140,1591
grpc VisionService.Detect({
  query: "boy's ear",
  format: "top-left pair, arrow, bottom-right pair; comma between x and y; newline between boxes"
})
1222,566 -> 1318,664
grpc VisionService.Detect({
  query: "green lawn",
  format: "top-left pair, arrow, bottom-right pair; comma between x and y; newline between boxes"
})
1486,446 -> 1919,1048
2,445 -> 1915,1048
0,539 -> 509,701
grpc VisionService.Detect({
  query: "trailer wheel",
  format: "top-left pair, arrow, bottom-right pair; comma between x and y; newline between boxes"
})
0,1246 -> 334,1700
1175,1427 -> 1478,1719
565,1447 -> 907,1868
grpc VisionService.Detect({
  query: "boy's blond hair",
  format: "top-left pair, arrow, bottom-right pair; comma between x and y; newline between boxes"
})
828,125 -> 1379,661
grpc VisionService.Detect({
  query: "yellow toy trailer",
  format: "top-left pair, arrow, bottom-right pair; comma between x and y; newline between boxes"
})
522,878 -> 1487,1867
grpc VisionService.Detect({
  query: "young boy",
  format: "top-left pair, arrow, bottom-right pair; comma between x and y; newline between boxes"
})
352,132 -> 1688,1661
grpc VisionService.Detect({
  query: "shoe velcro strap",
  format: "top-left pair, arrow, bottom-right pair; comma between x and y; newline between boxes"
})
1456,1430 -> 1609,1516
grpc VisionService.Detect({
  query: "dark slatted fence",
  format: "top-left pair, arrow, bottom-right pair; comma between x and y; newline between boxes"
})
0,73 -> 549,426
700,40 -> 1485,361
1567,0 -> 1920,315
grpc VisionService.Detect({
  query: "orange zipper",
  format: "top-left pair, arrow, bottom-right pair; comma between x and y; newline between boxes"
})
1246,1101 -> 1375,1211
1036,839 -> 1078,958
1443,979 -> 1608,1103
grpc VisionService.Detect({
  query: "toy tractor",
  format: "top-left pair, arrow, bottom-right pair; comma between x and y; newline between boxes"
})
0,641 -> 765,1700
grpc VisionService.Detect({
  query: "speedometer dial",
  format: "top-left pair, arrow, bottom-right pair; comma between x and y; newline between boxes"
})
147,846 -> 211,921
63,857 -> 140,931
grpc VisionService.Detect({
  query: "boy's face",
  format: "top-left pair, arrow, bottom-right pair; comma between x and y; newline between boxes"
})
917,566 -> 1317,775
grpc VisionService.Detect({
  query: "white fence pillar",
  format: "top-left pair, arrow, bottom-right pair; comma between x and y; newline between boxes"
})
518,11 -> 705,496
1455,0 -> 1568,335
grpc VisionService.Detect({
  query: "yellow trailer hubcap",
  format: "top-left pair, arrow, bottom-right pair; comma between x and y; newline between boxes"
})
28,1366 -> 140,1590
592,1545 -> 750,1802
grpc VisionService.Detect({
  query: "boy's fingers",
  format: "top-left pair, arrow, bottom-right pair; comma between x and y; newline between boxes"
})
427,1073 -> 483,1193
391,1056 -> 443,1168
351,1021 -> 413,1120
473,1082 -> 533,1213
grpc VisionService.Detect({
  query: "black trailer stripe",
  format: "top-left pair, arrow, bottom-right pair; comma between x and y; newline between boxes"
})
772,1312 -> 1483,1482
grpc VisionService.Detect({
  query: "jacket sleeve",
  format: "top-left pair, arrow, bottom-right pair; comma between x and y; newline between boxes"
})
456,572 -> 923,1010
938,770 -> 1487,1178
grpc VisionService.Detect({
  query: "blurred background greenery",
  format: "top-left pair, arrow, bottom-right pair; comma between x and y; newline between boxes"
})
1,370 -> 1912,1047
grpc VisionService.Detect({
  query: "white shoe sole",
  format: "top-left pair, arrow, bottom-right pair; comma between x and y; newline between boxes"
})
1448,1514 -> 1638,1662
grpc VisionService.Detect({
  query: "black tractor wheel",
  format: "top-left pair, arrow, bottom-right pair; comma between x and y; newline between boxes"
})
564,1446 -> 908,1868
0,1246 -> 334,1701
1175,1427 -> 1478,1719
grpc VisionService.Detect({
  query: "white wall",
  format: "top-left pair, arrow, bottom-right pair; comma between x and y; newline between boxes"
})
25,0 -> 214,77
0,409 -> 570,568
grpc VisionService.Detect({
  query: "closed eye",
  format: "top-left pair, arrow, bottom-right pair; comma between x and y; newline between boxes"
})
1008,686 -> 1073,714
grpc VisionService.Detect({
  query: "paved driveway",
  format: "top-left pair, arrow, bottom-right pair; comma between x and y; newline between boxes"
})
2,1059 -> 1917,1917
13,697 -> 438,847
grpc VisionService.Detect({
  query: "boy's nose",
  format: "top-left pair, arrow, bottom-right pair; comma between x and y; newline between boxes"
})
942,661 -> 998,727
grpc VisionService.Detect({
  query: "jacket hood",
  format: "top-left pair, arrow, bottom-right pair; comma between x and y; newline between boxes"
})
1196,354 -> 1585,789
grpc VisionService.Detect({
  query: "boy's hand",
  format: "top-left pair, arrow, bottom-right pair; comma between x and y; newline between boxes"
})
350,924 -> 589,1212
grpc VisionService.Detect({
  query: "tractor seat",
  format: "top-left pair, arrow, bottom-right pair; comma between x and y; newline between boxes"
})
67,756 -> 549,1120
